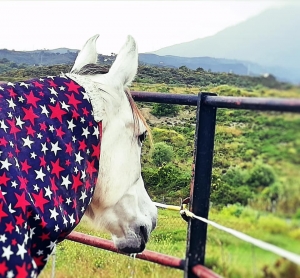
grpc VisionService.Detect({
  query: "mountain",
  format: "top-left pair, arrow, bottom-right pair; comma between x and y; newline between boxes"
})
139,53 -> 249,75
152,5 -> 300,83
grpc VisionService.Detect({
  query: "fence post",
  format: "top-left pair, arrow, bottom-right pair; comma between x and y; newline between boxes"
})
184,93 -> 217,278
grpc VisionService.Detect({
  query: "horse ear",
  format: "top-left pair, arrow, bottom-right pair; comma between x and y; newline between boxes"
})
107,35 -> 138,88
71,34 -> 99,73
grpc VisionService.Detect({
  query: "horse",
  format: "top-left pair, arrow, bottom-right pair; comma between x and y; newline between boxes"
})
0,34 -> 157,277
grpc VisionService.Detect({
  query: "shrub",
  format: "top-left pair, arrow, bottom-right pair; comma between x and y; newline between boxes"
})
152,103 -> 180,117
246,161 -> 276,189
151,142 -> 174,166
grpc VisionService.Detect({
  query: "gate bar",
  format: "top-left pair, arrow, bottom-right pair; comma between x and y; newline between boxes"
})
66,231 -> 220,278
131,91 -> 300,112
185,93 -> 217,278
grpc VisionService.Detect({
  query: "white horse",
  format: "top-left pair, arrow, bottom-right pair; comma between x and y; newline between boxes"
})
69,34 -> 158,252
0,34 -> 157,277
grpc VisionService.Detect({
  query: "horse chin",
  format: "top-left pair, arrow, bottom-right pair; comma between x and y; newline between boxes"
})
112,227 -> 149,254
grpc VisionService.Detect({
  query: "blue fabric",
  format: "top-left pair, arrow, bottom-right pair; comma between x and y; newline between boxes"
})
0,75 -> 101,277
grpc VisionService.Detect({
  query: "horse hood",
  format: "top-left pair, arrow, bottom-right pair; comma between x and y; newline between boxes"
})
0,75 -> 101,276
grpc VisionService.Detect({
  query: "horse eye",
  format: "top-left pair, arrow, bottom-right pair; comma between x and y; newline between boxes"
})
138,131 -> 147,143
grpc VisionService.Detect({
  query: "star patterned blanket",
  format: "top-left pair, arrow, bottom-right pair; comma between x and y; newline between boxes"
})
0,75 -> 101,277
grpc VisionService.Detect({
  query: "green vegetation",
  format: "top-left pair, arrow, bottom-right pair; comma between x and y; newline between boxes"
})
39,208 -> 300,278
2,62 -> 300,277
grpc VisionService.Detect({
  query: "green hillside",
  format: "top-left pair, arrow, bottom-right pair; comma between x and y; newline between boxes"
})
1,63 -> 300,217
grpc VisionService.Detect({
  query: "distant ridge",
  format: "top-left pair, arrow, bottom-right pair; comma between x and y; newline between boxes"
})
152,5 -> 300,83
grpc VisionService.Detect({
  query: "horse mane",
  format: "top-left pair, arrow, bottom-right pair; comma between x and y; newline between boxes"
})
76,63 -> 152,144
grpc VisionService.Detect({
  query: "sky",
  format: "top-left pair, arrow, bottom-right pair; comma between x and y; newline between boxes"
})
0,1 -> 295,55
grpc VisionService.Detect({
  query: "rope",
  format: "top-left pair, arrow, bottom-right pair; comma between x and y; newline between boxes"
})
180,209 -> 300,266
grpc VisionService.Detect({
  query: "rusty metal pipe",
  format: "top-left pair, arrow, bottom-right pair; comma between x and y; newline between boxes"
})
66,231 -> 220,277
131,91 -> 300,112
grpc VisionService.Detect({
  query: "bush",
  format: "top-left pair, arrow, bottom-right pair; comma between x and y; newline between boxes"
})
246,161 -> 276,189
151,142 -> 174,166
151,103 -> 180,117
222,166 -> 246,187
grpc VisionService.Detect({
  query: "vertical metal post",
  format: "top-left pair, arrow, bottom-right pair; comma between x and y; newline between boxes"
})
184,93 -> 217,278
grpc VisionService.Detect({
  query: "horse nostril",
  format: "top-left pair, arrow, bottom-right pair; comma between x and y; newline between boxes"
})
139,226 -> 148,243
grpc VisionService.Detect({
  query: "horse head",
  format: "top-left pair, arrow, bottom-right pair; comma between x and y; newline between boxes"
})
67,35 -> 157,253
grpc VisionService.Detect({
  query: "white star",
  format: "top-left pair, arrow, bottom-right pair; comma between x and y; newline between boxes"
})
40,105 -> 49,117
61,175 -> 71,189
24,232 -> 29,244
7,112 -> 13,118
69,214 -> 76,226
6,271 -> 14,278
7,98 -> 16,110
82,127 -> 90,138
47,75 -> 55,80
35,167 -> 46,181
67,119 -> 76,132
75,152 -> 83,164
93,126 -> 100,139
14,158 -> 20,169
36,250 -> 43,256
30,152 -> 37,159
18,95 -> 25,102
44,186 -> 53,199
17,242 -> 27,260
33,184 -> 39,192
87,149 -> 90,155
49,125 -> 55,132
30,227 -> 36,238
0,234 -> 7,243
34,214 -> 40,221
2,245 -> 14,260
0,120 -> 8,132
49,207 -> 59,221
37,133 -> 43,139
72,136 -> 76,143
9,141 -> 13,147
11,181 -> 18,188
74,166 -> 78,174
66,197 -> 72,205
0,86 -> 3,91
60,101 -> 70,111
15,116 -> 25,128
63,215 -> 68,226
79,190 -> 87,203
19,82 -> 30,88
59,86 -> 65,91
7,82 -> 15,87
41,142 -> 48,154
8,203 -> 16,214
50,97 -> 56,104
81,170 -> 86,180
82,91 -> 89,100
80,117 -> 85,123
39,78 -> 44,82
49,87 -> 58,96
0,158 -> 12,170
22,136 -> 34,149
54,225 -> 59,232
50,141 -> 62,155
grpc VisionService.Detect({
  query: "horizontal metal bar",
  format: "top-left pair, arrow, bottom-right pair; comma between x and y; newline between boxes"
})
66,231 -> 220,278
204,95 -> 300,112
131,91 -> 198,105
131,91 -> 300,112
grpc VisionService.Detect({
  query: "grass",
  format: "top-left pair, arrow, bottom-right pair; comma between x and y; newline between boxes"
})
39,208 -> 300,278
